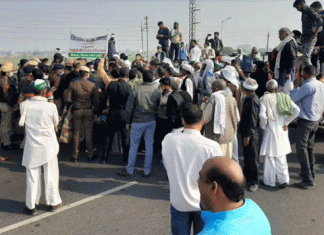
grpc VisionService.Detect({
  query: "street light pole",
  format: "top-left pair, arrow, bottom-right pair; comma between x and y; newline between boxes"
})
221,17 -> 232,39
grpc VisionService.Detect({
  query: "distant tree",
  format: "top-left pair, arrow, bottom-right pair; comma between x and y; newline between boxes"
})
33,49 -> 43,56
237,44 -> 252,53
222,47 -> 235,56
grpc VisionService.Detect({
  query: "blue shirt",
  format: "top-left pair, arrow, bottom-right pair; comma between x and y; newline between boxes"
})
198,199 -> 271,235
290,77 -> 324,122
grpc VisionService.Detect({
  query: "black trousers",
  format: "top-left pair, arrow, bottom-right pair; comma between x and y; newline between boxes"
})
104,109 -> 129,163
154,117 -> 172,153
296,118 -> 319,183
162,45 -> 169,56
169,43 -> 180,61
242,135 -> 259,185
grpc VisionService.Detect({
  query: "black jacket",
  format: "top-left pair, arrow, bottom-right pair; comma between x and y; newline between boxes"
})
106,79 -> 131,111
167,90 -> 192,129
279,40 -> 297,74
180,74 -> 198,104
157,28 -> 170,48
206,37 -> 223,53
239,94 -> 260,138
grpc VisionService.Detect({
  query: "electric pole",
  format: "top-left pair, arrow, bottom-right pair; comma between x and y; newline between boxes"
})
266,32 -> 270,52
189,0 -> 200,43
144,16 -> 149,60
141,22 -> 144,54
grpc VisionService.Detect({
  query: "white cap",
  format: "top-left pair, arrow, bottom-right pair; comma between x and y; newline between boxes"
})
181,64 -> 194,74
221,66 -> 240,89
243,78 -> 259,91
112,54 -> 120,60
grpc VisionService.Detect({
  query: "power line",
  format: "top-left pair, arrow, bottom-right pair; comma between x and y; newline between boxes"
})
0,25 -> 140,31
0,18 -> 140,27
0,36 -> 141,41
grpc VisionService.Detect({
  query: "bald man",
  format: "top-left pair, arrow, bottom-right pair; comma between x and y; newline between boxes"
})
197,157 -> 271,235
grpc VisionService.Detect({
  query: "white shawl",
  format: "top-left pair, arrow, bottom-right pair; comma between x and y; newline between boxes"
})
211,90 -> 226,135
274,33 -> 296,79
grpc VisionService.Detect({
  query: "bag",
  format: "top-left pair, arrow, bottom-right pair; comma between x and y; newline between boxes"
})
241,55 -> 254,73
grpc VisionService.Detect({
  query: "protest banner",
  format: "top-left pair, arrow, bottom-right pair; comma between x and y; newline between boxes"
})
69,34 -> 108,58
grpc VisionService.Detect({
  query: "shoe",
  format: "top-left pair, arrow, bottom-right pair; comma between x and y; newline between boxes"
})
88,154 -> 99,162
278,183 -> 289,189
117,169 -> 133,177
71,157 -> 77,163
101,159 -> 107,164
293,181 -> 315,189
0,156 -> 8,162
49,203 -> 63,212
260,180 -> 275,188
1,145 -> 13,151
142,172 -> 152,178
248,184 -> 259,192
24,206 -> 38,216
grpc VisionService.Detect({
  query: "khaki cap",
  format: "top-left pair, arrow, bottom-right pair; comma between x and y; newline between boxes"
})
32,58 -> 41,63
28,60 -> 39,66
65,58 -> 74,66
1,65 -> 13,72
3,62 -> 14,68
79,66 -> 90,72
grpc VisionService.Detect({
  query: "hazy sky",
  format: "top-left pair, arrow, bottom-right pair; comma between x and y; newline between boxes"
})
0,0 -> 302,53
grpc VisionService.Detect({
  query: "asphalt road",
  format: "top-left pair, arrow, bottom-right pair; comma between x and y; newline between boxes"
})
0,128 -> 324,235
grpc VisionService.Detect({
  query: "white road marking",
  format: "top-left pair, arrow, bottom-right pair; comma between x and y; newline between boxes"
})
0,181 -> 138,234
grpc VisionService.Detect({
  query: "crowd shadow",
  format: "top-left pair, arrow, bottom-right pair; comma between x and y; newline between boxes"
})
0,199 -> 25,215
2,128 -> 324,216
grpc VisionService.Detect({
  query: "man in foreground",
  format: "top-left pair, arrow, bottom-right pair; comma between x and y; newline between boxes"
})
197,157 -> 272,234
19,79 -> 62,215
162,104 -> 222,235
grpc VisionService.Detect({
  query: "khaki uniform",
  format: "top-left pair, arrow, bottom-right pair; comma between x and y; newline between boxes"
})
66,79 -> 99,160
0,77 -> 13,146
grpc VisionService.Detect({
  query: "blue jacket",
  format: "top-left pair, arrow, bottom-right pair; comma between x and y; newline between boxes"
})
157,28 -> 170,48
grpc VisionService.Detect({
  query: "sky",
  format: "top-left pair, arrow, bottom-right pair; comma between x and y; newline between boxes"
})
0,0 -> 302,53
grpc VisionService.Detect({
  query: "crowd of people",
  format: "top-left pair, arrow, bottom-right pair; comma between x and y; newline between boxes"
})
1,0 -> 324,234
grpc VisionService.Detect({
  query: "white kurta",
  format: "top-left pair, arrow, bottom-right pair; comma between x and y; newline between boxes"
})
162,129 -> 222,212
259,93 -> 300,157
19,96 -> 59,169
189,46 -> 201,62
180,76 -> 194,100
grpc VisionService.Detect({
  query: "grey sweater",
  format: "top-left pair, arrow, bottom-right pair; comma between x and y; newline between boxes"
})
125,82 -> 161,123
301,6 -> 323,42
